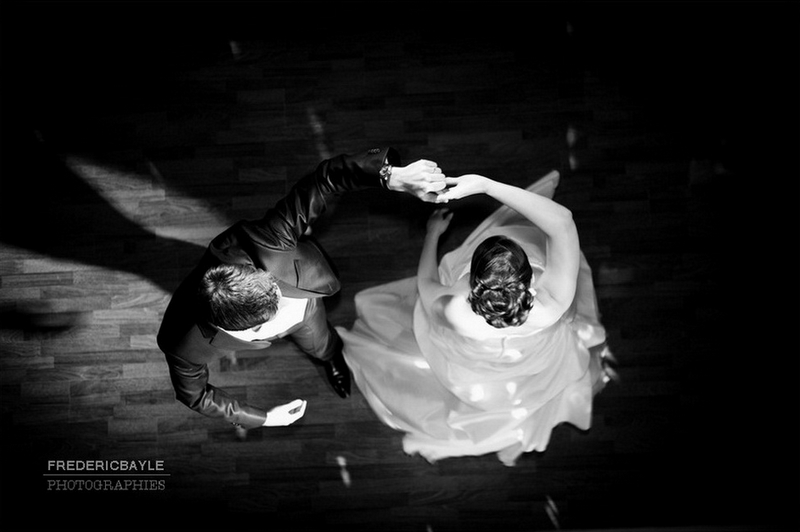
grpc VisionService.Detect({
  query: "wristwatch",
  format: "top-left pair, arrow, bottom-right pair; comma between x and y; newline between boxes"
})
379,162 -> 392,189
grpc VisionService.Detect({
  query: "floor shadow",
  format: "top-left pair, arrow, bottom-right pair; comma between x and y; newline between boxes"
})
0,129 -> 207,333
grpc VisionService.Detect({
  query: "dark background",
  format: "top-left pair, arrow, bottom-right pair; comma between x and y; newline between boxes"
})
1,1 -> 798,531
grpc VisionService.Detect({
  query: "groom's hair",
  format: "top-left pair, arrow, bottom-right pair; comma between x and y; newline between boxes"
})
468,236 -> 534,328
198,263 -> 280,330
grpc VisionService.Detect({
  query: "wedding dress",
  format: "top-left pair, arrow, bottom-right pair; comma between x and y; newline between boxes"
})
337,171 -> 609,466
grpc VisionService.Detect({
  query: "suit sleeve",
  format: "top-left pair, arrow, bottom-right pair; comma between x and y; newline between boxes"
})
157,269 -> 269,430
164,352 -> 268,429
240,147 -> 401,251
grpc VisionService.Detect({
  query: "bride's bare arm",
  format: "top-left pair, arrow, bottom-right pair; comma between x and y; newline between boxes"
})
438,174 -> 580,312
417,208 -> 454,307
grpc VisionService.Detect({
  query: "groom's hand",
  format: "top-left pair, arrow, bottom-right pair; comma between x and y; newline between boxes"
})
262,399 -> 307,427
387,159 -> 446,203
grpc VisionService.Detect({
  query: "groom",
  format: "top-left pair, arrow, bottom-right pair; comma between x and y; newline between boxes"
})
157,148 -> 445,430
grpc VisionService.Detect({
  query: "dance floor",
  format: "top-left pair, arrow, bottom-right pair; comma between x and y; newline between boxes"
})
1,2 -> 797,531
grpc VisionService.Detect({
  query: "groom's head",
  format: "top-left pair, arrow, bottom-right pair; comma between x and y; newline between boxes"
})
199,264 -> 280,330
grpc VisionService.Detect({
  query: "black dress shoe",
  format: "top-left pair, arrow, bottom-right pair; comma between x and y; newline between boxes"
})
599,345 -> 620,384
324,350 -> 351,398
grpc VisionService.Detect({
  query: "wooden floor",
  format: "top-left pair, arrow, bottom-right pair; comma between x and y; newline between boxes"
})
1,2 -> 798,531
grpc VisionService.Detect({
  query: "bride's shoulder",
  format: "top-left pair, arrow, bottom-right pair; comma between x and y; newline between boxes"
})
526,286 -> 568,328
440,291 -> 482,336
441,291 -> 512,340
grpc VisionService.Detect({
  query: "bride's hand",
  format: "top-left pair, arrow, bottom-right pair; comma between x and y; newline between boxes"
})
435,174 -> 490,203
426,208 -> 453,237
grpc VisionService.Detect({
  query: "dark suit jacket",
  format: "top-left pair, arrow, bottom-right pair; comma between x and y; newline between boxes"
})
157,147 -> 400,428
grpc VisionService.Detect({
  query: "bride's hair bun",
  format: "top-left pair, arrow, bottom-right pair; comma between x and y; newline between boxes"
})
467,236 -> 534,328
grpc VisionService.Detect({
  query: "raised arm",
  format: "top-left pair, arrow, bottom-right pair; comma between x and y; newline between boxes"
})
241,149 -> 446,252
438,174 -> 581,315
417,208 -> 454,308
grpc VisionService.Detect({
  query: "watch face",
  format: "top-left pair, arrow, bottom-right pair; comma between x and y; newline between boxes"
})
380,164 -> 392,186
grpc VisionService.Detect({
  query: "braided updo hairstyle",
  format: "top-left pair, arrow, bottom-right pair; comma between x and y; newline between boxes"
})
467,236 -> 534,328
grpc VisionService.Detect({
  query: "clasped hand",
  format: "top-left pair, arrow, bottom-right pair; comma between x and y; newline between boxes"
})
391,160 -> 488,205
424,174 -> 489,238
433,173 -> 488,204
389,159 -> 447,202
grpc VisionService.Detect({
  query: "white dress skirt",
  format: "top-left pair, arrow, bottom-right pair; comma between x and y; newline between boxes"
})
337,171 -> 609,466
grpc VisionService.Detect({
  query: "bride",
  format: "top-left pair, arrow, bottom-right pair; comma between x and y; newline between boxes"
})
336,171 -> 614,466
